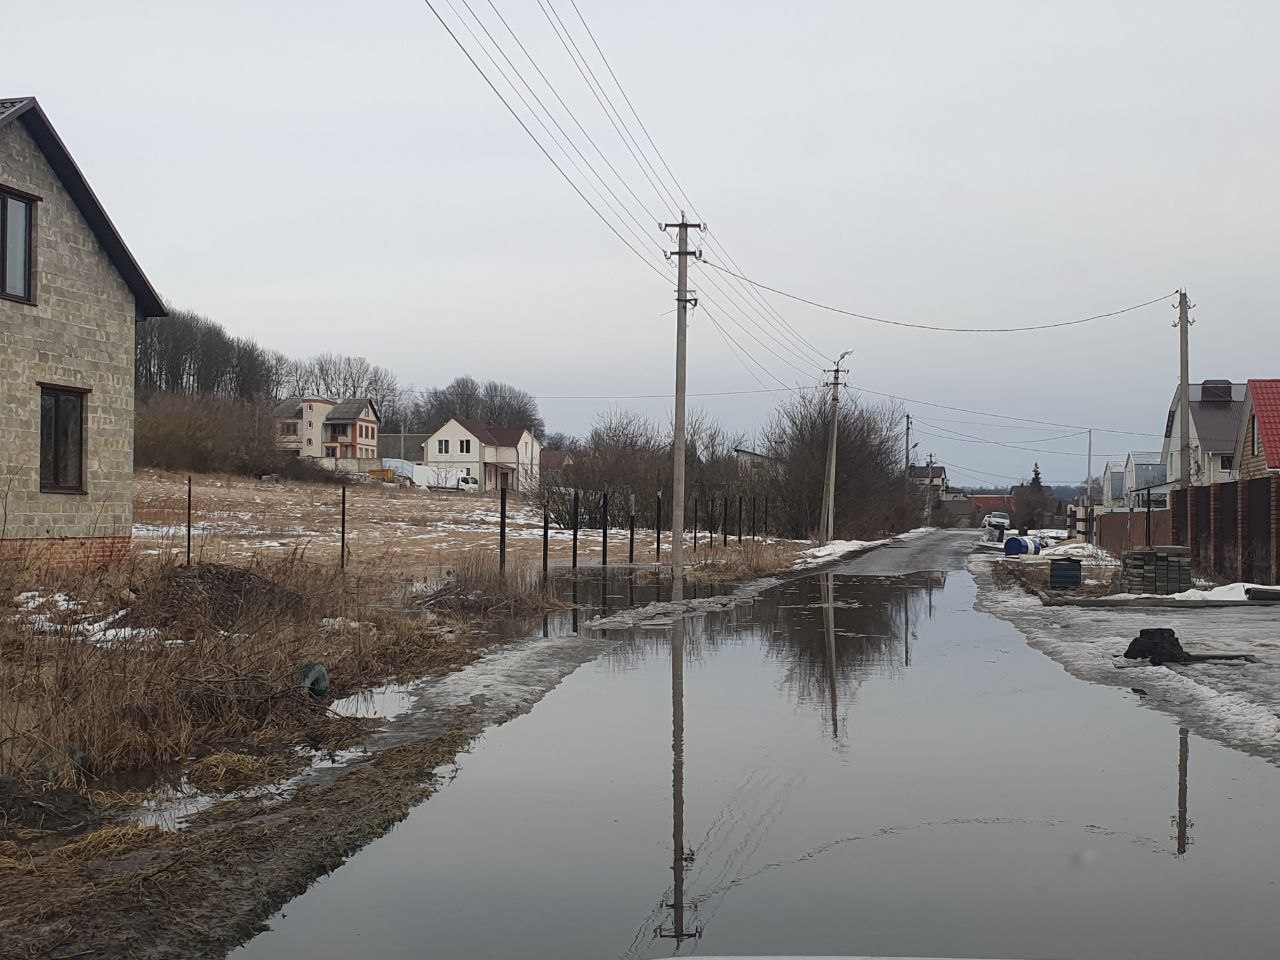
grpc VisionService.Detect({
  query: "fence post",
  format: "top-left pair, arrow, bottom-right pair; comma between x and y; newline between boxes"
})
1272,477 -> 1280,585
572,488 -> 579,569
738,494 -> 743,544
693,497 -> 699,551
722,495 -> 728,547
500,487 -> 508,576
751,495 -> 757,540
655,492 -> 662,564
601,490 -> 609,567
763,496 -> 769,538
542,502 -> 549,578
628,494 -> 635,564
186,475 -> 192,566
340,484 -> 347,570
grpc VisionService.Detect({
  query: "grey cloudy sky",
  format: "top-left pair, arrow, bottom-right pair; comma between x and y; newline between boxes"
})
12,1 -> 1279,484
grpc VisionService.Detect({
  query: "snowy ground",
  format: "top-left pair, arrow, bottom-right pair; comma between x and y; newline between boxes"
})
973,553 -> 1280,765
792,527 -> 935,569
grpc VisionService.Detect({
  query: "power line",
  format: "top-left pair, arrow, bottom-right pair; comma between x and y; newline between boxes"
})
849,384 -> 1166,438
914,419 -> 1089,449
702,260 -> 1177,334
420,0 -> 670,282
559,1 -> 830,362
445,0 -> 662,257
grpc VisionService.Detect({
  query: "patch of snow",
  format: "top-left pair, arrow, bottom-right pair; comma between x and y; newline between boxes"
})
972,555 -> 1280,765
1109,582 -> 1270,602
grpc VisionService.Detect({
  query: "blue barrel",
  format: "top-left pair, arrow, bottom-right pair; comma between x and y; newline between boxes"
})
1003,536 -> 1041,556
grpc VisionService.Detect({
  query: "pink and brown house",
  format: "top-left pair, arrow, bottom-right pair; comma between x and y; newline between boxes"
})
0,97 -> 167,563
272,397 -> 381,460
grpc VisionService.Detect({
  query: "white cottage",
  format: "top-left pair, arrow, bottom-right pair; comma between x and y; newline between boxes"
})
422,418 -> 540,492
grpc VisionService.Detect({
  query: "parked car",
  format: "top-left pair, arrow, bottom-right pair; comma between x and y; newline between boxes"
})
457,475 -> 480,492
985,511 -> 1011,529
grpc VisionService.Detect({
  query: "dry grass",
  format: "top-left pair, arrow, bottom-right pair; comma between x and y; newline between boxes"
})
685,540 -> 796,584
186,751 -> 299,793
0,545 -> 490,785
420,549 -> 561,617
54,825 -> 172,861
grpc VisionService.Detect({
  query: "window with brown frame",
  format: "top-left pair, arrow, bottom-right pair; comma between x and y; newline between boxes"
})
40,386 -> 85,493
1,188 -> 36,302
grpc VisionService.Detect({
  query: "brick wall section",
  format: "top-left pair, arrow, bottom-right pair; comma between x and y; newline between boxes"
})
1210,483 -> 1222,578
1233,478 -> 1244,578
1170,489 -> 1184,545
1272,477 -> 1280,585
0,535 -> 130,573
0,120 -> 135,542
1187,485 -> 1199,568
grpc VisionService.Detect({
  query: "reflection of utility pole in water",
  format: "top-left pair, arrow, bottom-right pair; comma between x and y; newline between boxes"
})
1173,726 -> 1193,856
656,613 -> 701,943
903,584 -> 911,668
822,572 -> 839,738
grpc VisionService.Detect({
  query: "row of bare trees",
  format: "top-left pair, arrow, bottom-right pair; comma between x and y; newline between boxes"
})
135,308 -> 401,411
545,391 -> 921,540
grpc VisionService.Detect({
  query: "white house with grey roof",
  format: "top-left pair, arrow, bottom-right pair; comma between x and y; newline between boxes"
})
273,397 -> 381,459
1159,379 -> 1247,486
0,96 -> 167,561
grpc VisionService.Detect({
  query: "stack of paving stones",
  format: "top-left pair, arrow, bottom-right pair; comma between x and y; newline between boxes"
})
1121,547 -> 1193,595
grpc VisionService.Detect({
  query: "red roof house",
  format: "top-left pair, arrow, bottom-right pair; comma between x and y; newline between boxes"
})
1234,380 -> 1280,479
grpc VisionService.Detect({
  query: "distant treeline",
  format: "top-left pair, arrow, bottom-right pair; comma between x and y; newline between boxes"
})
134,307 -> 547,444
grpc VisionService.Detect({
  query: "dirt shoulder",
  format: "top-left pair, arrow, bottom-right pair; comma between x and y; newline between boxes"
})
1,475 -> 822,960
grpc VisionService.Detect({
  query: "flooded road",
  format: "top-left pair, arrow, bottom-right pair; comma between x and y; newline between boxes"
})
236,531 -> 1280,959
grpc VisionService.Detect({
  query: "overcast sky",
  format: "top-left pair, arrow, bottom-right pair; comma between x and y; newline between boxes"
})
12,1 -> 1280,484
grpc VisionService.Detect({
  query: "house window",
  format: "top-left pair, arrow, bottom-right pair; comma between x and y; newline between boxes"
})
459,439 -> 471,454
39,386 -> 85,493
1222,455 -> 1234,471
1,190 -> 35,302
438,439 -> 449,454
306,438 -> 312,446
464,468 -> 471,476
280,422 -> 298,436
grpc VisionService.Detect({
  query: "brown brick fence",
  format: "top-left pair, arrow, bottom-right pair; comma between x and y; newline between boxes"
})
1171,477 -> 1280,584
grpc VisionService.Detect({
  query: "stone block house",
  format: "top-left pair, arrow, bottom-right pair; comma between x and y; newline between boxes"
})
0,97 -> 166,560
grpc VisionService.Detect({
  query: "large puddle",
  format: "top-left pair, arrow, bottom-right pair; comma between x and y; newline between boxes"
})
235,549 -> 1280,959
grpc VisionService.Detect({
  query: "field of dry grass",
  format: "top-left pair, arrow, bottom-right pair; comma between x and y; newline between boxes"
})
134,469 -> 806,575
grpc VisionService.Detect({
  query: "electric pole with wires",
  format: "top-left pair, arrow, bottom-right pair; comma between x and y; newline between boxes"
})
819,350 -> 853,544
663,213 -> 702,595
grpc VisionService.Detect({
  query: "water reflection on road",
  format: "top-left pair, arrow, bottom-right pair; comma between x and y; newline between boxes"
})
236,542 -> 1280,960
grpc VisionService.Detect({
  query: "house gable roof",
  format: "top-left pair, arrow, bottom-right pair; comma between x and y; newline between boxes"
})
326,398 -> 379,423
272,398 -> 303,419
540,449 -> 573,471
908,464 -> 946,480
434,418 -> 532,448
0,97 -> 166,318
1244,380 -> 1280,470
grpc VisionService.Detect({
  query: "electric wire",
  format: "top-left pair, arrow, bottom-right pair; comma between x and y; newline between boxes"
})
420,0 -> 670,282
703,260 -> 1177,334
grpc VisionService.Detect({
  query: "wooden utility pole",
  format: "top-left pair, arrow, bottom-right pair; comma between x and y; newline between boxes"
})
1086,428 -> 1093,504
903,413 -> 913,519
820,350 -> 852,544
663,213 -> 702,595
1177,291 -> 1193,495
